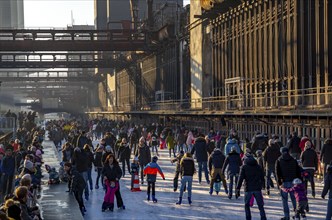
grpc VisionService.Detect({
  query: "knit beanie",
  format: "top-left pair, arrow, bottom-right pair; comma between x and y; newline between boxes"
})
24,159 -> 34,171
280,147 -> 289,154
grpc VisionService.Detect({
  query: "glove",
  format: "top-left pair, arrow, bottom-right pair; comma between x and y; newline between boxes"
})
163,178 -> 165,180
235,189 -> 240,199
321,195 -> 325,199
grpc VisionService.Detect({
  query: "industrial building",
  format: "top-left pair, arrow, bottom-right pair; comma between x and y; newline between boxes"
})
91,0 -> 332,150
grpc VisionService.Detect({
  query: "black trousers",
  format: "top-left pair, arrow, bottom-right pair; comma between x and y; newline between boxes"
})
122,159 -> 131,176
147,181 -> 155,196
173,171 -> 180,190
74,189 -> 84,209
115,185 -> 124,208
2,174 -> 14,196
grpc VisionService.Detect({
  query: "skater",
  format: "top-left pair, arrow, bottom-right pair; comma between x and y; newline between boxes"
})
64,162 -> 87,216
222,146 -> 242,199
150,132 -> 159,156
94,144 -> 104,189
281,178 -> 308,220
191,134 -> 210,184
208,147 -> 228,195
176,152 -> 195,205
300,141 -> 318,197
117,138 -> 131,177
236,154 -> 267,220
136,137 -> 151,185
263,139 -> 281,196
275,147 -> 301,220
102,154 -> 125,211
166,131 -> 176,158
321,163 -> 332,220
143,156 -> 165,202
171,150 -> 184,192
276,147 -> 301,220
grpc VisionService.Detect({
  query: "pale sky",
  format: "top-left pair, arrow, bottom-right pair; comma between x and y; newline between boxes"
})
24,0 -> 190,28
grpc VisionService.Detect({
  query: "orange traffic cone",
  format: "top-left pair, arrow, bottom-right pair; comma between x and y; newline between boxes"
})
131,172 -> 141,192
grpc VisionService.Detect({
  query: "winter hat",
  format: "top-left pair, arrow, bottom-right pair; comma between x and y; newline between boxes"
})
231,146 -> 237,152
105,145 -> 112,152
292,178 -> 302,185
280,147 -> 289,154
36,149 -> 42,157
24,159 -> 34,171
21,174 -> 32,181
152,156 -> 158,162
179,150 -> 184,155
133,157 -> 139,162
305,141 -> 312,150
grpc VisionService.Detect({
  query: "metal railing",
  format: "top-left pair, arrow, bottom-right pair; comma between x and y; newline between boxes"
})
104,86 -> 332,114
0,117 -> 16,134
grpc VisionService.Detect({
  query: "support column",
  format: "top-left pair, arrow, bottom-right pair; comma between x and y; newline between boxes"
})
274,1 -> 279,107
248,6 -> 253,107
293,0 -> 298,106
269,1 -> 274,107
263,1 -> 268,107
315,0 -> 321,105
253,4 -> 258,108
286,0 -> 292,106
323,0 -> 329,105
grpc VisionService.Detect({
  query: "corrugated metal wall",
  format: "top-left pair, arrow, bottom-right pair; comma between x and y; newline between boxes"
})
210,0 -> 331,110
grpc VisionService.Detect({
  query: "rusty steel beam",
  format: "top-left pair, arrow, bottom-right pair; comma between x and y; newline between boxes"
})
0,40 -> 147,52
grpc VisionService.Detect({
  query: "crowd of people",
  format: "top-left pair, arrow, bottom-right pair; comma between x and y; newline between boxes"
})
45,118 -> 332,220
0,111 -> 44,220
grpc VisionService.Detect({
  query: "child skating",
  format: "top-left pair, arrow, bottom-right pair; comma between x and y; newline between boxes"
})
102,179 -> 119,212
281,178 -> 308,220
143,156 -> 165,202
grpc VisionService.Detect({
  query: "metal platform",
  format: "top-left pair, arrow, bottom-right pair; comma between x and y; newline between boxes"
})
0,29 -> 149,51
0,52 -> 123,68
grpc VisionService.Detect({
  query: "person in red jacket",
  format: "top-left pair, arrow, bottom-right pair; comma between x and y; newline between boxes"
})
143,156 -> 165,203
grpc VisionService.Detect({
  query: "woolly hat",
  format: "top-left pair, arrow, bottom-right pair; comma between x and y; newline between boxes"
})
21,174 -> 32,181
280,147 -> 289,154
36,149 -> 42,157
24,159 -> 34,171
152,156 -> 158,162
